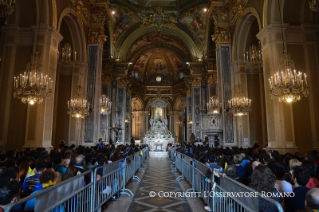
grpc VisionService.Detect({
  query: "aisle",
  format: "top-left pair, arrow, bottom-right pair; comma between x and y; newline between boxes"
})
126,151 -> 193,212
105,151 -> 206,212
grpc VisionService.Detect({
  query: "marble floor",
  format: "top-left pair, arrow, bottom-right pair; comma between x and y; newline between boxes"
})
105,151 -> 207,212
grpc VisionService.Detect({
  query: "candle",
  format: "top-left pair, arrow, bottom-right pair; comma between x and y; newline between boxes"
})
75,51 -> 77,61
244,53 -> 245,63
304,74 -> 307,86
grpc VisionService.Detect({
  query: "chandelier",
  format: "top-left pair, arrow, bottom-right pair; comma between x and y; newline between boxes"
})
13,52 -> 53,105
67,85 -> 90,118
269,0 -> 309,103
12,0 -> 53,105
100,94 -> 112,115
244,42 -> 263,68
0,0 -> 15,17
207,96 -> 219,114
309,0 -> 319,12
228,84 -> 252,116
269,51 -> 308,103
58,43 -> 75,66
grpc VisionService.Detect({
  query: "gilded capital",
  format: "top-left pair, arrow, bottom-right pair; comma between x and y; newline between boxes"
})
102,74 -> 112,84
116,78 -> 128,87
191,77 -> 202,87
211,27 -> 231,47
87,27 -> 107,46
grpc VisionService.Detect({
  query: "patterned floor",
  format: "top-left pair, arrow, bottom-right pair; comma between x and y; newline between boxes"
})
126,151 -> 193,212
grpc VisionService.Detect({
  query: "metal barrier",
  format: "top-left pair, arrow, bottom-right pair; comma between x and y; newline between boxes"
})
5,147 -> 149,212
172,151 -> 284,212
5,170 -> 94,212
211,172 -> 284,212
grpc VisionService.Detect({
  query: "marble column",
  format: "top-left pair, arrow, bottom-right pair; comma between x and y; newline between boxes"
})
186,95 -> 192,141
83,43 -> 103,144
192,81 -> 202,140
216,44 -> 234,146
100,82 -> 111,143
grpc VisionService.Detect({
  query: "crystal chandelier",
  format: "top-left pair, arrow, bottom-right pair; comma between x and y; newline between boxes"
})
228,84 -> 252,116
100,94 -> 112,115
269,51 -> 308,103
309,0 -> 319,12
13,52 -> 53,105
12,0 -> 53,105
67,85 -> 90,118
0,0 -> 15,17
269,0 -> 309,103
207,96 -> 219,114
244,42 -> 263,68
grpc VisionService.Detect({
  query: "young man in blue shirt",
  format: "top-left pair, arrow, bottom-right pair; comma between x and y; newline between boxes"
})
22,160 -> 47,192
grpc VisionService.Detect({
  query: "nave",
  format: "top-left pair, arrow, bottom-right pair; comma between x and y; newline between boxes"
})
105,151 -> 206,212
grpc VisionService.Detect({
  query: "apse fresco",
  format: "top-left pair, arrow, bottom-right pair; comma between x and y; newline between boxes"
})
148,34 -> 174,43
153,58 -> 166,71
182,11 -> 206,42
135,54 -> 149,68
113,12 -> 137,42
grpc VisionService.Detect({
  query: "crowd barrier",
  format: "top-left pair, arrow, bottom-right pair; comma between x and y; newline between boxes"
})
5,147 -> 149,212
168,148 -> 284,212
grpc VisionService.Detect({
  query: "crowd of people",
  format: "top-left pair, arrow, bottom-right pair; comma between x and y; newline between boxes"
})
173,143 -> 319,212
0,142 -> 147,211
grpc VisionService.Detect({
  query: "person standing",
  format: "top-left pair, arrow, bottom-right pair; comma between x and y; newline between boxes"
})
97,138 -> 104,148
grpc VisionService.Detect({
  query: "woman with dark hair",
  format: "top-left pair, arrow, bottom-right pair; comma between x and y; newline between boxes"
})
251,165 -> 285,212
63,167 -> 80,181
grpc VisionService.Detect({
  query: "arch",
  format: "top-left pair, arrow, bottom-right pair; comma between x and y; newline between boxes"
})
263,0 -> 284,27
232,6 -> 262,61
116,26 -> 201,62
173,97 -> 186,111
131,97 -> 144,111
58,8 -> 87,62
145,99 -> 173,112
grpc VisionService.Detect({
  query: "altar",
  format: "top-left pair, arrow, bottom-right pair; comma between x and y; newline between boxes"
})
143,99 -> 174,149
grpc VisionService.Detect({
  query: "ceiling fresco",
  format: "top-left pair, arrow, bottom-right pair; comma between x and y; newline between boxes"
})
181,10 -> 207,43
132,48 -> 186,85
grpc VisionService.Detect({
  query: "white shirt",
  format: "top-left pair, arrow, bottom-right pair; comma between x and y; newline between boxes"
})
275,180 -> 293,193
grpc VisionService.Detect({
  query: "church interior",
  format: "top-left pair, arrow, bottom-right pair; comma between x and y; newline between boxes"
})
2,1 -> 319,212
0,0 -> 319,154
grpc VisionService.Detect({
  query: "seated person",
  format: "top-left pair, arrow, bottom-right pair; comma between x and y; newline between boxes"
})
53,152 -> 67,176
305,188 -> 319,211
285,166 -> 311,212
24,169 -> 60,211
0,181 -> 21,212
22,160 -> 47,193
251,165 -> 284,212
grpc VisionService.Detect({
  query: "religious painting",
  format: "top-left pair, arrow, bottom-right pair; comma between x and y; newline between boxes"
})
153,58 -> 166,71
181,11 -> 206,43
171,56 -> 183,68
135,54 -> 148,68
113,12 -> 137,42
155,107 -> 163,120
